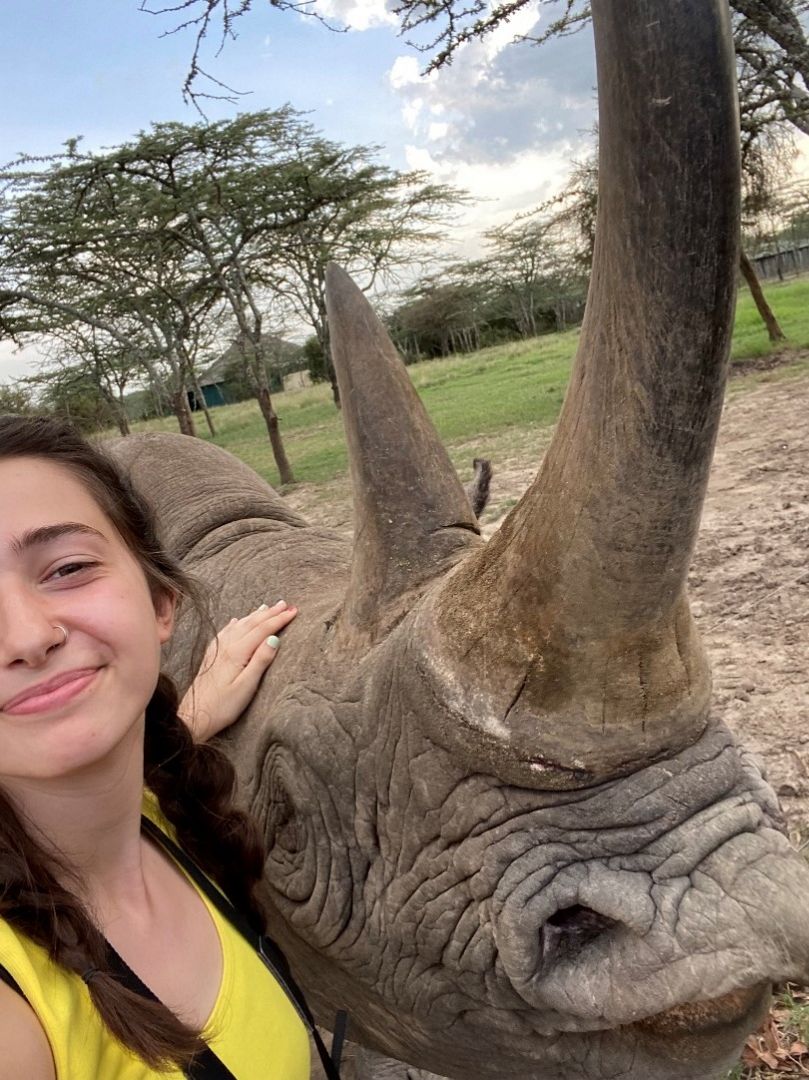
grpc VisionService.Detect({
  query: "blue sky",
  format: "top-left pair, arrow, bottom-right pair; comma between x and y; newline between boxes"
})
0,0 -> 599,203
0,1 -> 411,165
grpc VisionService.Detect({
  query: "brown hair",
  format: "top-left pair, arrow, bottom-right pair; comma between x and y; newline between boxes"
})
0,414 -> 267,1069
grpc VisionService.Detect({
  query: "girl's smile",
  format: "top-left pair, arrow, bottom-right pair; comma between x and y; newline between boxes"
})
1,667 -> 101,716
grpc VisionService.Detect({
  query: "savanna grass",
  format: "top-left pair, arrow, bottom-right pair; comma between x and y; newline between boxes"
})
132,275 -> 809,490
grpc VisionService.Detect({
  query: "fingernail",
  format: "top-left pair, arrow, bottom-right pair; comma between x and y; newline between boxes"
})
266,635 -> 281,649
230,617 -> 238,624
274,600 -> 286,608
258,603 -> 269,611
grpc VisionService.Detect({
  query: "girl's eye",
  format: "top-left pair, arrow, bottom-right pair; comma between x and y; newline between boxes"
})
46,561 -> 99,582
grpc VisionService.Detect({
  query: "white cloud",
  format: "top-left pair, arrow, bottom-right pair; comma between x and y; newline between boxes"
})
0,339 -> 42,385
389,55 -> 423,89
402,97 -> 424,131
403,141 -> 583,256
317,0 -> 397,31
383,8 -> 598,255
481,1 -> 542,62
387,7 -> 596,169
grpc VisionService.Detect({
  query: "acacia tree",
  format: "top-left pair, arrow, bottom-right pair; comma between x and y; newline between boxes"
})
389,269 -> 492,357
33,323 -> 143,436
99,110 -> 369,480
483,215 -> 584,337
0,151 -> 212,436
1,111 -> 358,470
268,152 -> 465,404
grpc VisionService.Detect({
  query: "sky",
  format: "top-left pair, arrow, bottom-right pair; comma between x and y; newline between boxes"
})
0,1 -> 806,384
0,0 -> 603,382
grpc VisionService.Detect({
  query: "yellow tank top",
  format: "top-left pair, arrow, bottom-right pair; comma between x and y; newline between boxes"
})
0,795 -> 311,1080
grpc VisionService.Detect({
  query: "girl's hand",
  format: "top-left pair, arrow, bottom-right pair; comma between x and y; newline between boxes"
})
179,600 -> 298,742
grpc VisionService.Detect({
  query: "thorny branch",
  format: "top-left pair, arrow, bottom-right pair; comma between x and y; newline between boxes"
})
138,0 -> 342,109
140,0 -> 809,116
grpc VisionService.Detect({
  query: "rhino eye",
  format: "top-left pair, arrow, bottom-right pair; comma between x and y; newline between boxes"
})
267,788 -> 304,853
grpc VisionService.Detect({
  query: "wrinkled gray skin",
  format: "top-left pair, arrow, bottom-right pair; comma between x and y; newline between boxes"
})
110,2 -> 809,1078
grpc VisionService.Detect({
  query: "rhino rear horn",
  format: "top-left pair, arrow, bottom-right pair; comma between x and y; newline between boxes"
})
325,264 -> 480,643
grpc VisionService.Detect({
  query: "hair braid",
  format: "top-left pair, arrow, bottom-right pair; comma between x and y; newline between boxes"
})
144,675 -> 267,931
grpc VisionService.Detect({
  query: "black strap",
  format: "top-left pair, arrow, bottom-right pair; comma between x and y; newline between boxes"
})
0,948 -> 236,1080
104,945 -> 237,1080
0,821 -> 345,1080
141,816 -> 345,1080
0,964 -> 26,1001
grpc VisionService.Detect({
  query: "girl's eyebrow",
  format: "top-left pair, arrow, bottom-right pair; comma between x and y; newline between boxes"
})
10,522 -> 106,556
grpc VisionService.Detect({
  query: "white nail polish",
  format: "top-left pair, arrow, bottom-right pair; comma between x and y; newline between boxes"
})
267,635 -> 281,649
258,604 -> 269,611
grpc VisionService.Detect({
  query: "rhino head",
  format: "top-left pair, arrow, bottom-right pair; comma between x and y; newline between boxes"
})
111,2 -> 809,1078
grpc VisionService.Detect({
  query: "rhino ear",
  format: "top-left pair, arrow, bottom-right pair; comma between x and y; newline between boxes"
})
325,263 -> 480,643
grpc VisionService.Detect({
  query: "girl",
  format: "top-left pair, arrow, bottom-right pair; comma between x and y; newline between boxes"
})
0,414 -> 316,1079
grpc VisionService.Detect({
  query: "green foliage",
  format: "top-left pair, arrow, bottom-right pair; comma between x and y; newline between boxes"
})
303,336 -> 330,383
0,382 -> 35,415
0,107 -> 466,466
220,344 -> 285,400
35,368 -> 117,433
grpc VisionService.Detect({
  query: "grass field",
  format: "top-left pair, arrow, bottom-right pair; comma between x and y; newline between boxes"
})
133,275 -> 809,492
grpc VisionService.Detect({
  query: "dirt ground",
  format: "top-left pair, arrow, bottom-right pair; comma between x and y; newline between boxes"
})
287,365 -> 809,836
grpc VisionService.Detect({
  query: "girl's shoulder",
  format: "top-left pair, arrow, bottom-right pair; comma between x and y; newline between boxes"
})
0,978 -> 55,1080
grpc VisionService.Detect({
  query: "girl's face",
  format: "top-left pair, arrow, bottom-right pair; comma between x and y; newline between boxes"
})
0,456 -> 175,782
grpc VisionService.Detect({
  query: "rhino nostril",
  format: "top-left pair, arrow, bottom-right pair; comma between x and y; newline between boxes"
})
540,905 -> 618,966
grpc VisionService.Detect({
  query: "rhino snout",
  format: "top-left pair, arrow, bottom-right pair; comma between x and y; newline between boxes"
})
493,801 -> 809,1033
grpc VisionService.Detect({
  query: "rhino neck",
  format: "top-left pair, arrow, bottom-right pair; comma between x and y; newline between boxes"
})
106,431 -> 308,557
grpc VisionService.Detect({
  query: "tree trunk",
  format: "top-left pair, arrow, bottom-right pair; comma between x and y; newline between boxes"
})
235,329 -> 296,485
150,380 -> 165,418
113,406 -> 130,437
191,372 -> 217,436
256,384 -> 295,485
322,331 -> 340,409
739,248 -> 786,342
115,389 -> 131,436
172,388 -> 197,436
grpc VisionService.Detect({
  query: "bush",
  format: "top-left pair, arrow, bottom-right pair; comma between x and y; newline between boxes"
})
303,335 -> 330,383
0,383 -> 36,415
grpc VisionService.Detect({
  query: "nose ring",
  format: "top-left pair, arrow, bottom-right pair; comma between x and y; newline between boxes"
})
53,625 -> 69,648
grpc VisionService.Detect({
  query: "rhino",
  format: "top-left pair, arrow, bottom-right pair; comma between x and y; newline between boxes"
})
110,2 -> 809,1078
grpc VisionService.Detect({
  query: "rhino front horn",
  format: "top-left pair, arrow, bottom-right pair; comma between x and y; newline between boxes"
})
411,0 -> 741,788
